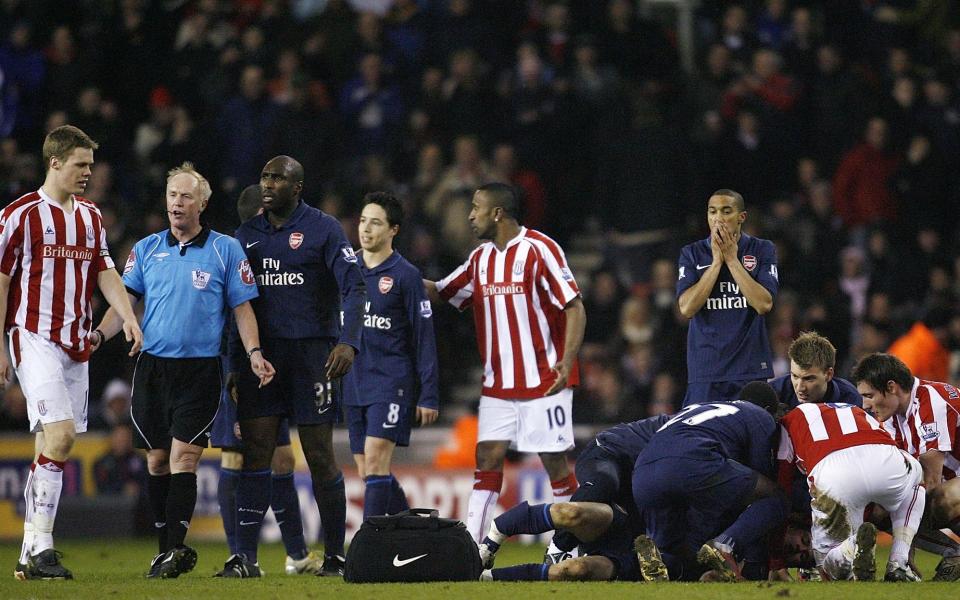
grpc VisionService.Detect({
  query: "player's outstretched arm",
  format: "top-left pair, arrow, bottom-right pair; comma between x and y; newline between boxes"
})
422,279 -> 440,303
97,268 -> 143,355
0,273 -> 11,381
92,292 -> 141,355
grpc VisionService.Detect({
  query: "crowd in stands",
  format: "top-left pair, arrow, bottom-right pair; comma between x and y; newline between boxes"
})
1,0 -> 960,430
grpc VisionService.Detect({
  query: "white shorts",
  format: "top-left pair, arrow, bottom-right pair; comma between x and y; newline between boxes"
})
478,389 -> 574,453
808,444 -> 922,563
10,327 -> 89,434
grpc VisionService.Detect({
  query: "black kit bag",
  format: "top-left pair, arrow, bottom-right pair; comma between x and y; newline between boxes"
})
344,508 -> 482,583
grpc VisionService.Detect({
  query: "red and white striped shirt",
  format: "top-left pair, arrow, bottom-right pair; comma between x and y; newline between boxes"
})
777,402 -> 895,476
437,227 -> 580,399
0,189 -> 114,362
883,378 -> 960,480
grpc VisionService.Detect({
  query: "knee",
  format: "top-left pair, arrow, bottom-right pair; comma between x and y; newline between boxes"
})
550,503 -> 584,529
44,429 -> 76,459
170,449 -> 202,473
363,440 -> 394,475
221,450 -> 244,471
241,439 -> 274,471
271,446 -> 295,475
475,444 -> 506,471
147,451 -> 170,475
553,559 -> 591,581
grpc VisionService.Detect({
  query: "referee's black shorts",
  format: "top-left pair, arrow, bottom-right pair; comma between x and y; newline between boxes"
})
131,352 -> 222,450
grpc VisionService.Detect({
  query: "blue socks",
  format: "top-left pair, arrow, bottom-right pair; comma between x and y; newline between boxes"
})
494,501 -> 554,537
235,469 -> 272,562
313,473 -> 346,558
388,475 -> 409,514
272,472 -> 308,560
492,563 -> 550,581
217,467 -> 240,555
364,475 -> 392,518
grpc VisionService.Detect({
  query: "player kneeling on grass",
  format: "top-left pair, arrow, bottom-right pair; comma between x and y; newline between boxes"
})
775,401 -> 925,581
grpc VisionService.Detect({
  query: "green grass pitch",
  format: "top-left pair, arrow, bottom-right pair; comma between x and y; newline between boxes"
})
0,539 -> 954,600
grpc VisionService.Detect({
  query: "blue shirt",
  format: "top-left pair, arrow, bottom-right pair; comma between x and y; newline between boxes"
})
232,201 -> 366,346
677,233 -> 779,384
343,251 -> 439,409
637,401 -> 777,477
768,374 -> 862,409
595,414 -> 671,471
123,228 -> 258,358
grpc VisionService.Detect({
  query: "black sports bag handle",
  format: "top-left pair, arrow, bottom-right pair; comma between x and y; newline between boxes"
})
372,508 -> 441,530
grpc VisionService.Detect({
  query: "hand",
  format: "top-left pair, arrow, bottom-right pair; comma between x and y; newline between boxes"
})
250,354 -> 275,387
545,360 -> 572,395
710,227 -> 724,265
325,343 -> 356,380
416,406 -> 439,426
768,568 -> 793,582
122,320 -> 143,356
225,372 -> 238,403
0,349 -> 10,383
87,329 -> 104,353
716,224 -> 739,264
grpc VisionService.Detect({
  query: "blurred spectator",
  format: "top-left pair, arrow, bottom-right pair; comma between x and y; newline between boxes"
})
490,142 -> 546,229
0,21 -> 44,138
89,378 -> 133,431
93,422 -> 147,497
339,52 -> 405,157
888,307 -> 953,382
832,117 -> 900,233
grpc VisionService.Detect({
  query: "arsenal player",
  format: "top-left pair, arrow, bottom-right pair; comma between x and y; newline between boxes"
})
425,182 -> 586,550
676,189 -> 778,406
344,191 -> 439,519
2,125 -> 142,580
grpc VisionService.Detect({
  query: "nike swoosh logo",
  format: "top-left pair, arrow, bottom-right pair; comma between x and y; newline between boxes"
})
246,241 -> 260,248
239,521 -> 259,526
696,264 -> 710,270
393,553 -> 428,567
318,406 -> 331,415
382,423 -> 397,429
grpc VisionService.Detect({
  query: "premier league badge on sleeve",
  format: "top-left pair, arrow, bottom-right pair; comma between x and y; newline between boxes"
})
920,422 -> 939,442
419,300 -> 432,318
341,246 -> 358,263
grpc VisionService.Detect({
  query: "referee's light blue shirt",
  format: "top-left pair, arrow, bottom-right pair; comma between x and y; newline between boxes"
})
123,228 -> 259,358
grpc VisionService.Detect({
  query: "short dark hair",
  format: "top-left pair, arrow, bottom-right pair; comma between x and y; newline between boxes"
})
362,191 -> 404,228
237,184 -> 261,222
850,352 -> 913,391
739,381 -> 782,418
476,182 -> 521,221
711,188 -> 745,211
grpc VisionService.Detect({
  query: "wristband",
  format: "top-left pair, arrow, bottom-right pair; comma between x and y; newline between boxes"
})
94,329 -> 105,345
246,347 -> 263,359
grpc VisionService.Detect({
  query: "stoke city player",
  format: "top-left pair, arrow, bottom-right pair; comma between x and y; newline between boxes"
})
5,125 -> 142,580
424,182 -> 586,544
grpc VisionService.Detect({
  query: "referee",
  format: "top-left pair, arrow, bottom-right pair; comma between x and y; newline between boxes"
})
95,163 -> 275,579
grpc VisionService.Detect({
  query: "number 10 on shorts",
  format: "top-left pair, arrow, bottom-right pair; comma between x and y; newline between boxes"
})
546,405 -> 566,429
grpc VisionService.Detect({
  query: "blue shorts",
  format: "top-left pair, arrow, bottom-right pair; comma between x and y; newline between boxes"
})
683,379 -> 764,407
580,503 -> 643,581
571,439 -> 634,512
632,452 -> 758,580
210,385 -> 291,449
236,338 -> 341,426
346,401 -> 412,455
